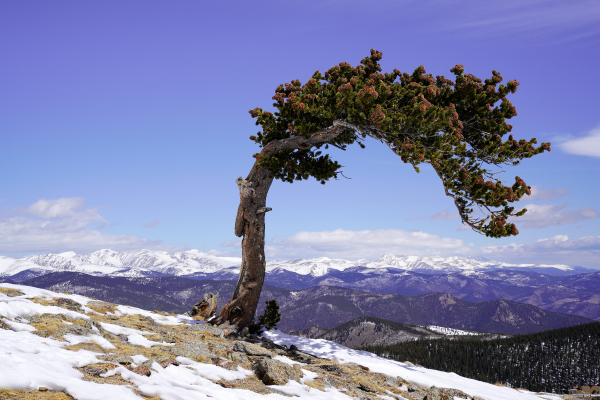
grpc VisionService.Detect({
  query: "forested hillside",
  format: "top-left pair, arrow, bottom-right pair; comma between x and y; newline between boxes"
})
360,322 -> 600,394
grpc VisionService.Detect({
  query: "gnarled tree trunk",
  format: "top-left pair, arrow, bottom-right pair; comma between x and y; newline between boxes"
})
213,164 -> 274,328
214,123 -> 342,329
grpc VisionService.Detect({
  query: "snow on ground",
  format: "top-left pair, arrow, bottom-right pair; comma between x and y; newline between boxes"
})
263,330 -> 548,400
0,283 -> 352,400
0,283 -> 566,400
0,327 -> 141,400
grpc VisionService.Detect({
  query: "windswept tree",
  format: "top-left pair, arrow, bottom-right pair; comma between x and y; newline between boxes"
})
214,50 -> 550,329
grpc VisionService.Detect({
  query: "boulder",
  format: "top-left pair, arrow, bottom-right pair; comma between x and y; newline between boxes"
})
169,340 -> 215,359
253,358 -> 302,385
188,323 -> 225,337
233,341 -> 273,357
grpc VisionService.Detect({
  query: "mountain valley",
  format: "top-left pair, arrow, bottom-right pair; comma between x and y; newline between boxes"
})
21,272 -> 592,335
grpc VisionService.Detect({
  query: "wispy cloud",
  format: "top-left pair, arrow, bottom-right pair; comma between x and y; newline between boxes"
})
0,198 -> 186,255
443,0 -> 600,42
512,203 -> 599,229
431,209 -> 460,221
144,220 -> 161,228
480,235 -> 600,266
524,185 -> 567,202
560,125 -> 600,157
218,227 -> 600,267
262,228 -> 468,260
16,197 -> 88,219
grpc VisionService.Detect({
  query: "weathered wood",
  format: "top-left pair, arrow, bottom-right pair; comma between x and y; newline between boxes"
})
214,123 -> 343,329
189,292 -> 219,319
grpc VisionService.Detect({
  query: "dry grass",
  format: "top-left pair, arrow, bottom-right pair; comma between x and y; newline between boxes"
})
91,314 -> 155,333
108,341 -> 173,361
85,301 -> 117,315
28,298 -> 55,307
351,376 -> 383,393
75,363 -> 129,386
0,388 -> 75,400
3,294 -> 417,400
304,380 -> 326,392
0,288 -> 24,297
30,315 -> 70,339
63,342 -> 109,354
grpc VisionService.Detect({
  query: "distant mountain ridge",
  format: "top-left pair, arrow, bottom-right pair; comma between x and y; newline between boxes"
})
0,249 -> 593,283
3,249 -> 599,321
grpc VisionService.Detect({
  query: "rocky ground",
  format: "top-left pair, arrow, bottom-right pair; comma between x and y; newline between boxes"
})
0,284 -> 581,400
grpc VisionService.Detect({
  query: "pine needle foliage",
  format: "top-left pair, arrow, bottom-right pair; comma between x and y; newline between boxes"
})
248,50 -> 551,238
257,299 -> 281,331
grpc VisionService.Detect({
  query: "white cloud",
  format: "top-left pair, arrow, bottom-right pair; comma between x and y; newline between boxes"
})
480,235 -> 600,266
144,220 -> 160,228
561,125 -> 600,157
0,198 -> 186,255
431,209 -> 460,221
217,226 -> 600,267
512,203 -> 599,229
263,228 -> 468,260
524,185 -> 567,202
21,197 -> 87,219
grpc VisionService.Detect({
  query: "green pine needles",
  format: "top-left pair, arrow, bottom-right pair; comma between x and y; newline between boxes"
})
248,50 -> 551,238
257,299 -> 281,331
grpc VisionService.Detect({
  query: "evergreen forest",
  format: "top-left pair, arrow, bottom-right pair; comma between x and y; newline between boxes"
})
359,322 -> 600,393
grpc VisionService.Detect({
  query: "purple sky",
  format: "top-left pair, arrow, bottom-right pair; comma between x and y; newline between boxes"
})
1,1 -> 599,267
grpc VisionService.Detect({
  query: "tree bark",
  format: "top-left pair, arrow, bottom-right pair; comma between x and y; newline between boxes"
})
213,164 -> 274,328
214,123 -> 343,329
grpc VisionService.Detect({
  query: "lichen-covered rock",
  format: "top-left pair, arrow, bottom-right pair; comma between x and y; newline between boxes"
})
318,364 -> 342,373
155,356 -> 179,368
169,340 -> 215,359
403,386 -> 474,400
233,341 -> 273,357
85,319 -> 104,332
97,354 -> 133,365
253,358 -> 303,385
58,324 -> 94,337
0,319 -> 11,330
161,333 -> 179,343
359,380 -> 379,393
188,323 -> 226,337
215,357 -> 238,370
54,297 -> 83,311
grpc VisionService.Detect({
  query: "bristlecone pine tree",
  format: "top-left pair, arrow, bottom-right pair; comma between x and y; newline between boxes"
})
214,50 -> 551,329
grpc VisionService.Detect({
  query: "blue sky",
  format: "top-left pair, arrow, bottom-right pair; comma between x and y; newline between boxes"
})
1,1 -> 599,267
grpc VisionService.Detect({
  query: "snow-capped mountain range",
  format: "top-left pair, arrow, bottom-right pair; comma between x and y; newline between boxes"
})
0,249 -> 589,282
